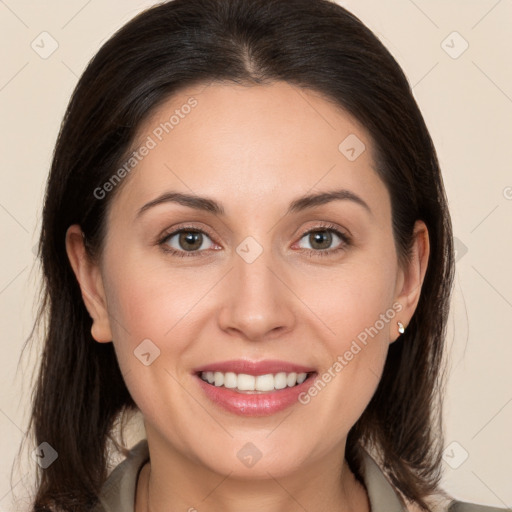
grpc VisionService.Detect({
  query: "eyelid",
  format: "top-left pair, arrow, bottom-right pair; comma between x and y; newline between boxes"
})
296,221 -> 351,242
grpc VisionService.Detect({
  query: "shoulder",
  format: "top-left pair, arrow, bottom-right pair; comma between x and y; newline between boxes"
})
403,489 -> 511,512
92,439 -> 150,512
403,486 -> 511,512
447,501 -> 511,512
357,448 -> 510,512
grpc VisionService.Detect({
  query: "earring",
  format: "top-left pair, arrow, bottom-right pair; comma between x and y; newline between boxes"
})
397,321 -> 405,334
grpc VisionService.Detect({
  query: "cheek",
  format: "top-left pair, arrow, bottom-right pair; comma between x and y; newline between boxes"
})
104,250 -> 207,344
306,259 -> 397,347
99,254 -> 190,387
298,262 -> 397,421
101,250 -> 232,411
102,268 -> 197,436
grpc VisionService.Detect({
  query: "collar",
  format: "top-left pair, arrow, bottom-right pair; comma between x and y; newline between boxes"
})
95,439 -> 408,511
359,448 -> 408,511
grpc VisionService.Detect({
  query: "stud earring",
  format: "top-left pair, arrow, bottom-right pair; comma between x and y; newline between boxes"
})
397,321 -> 405,334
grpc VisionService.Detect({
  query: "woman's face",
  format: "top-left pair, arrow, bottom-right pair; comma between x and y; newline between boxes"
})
68,81 -> 428,479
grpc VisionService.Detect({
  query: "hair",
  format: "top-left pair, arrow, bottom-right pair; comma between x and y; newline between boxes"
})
23,0 -> 455,510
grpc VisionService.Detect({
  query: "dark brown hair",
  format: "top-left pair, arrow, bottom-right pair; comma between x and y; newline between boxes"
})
24,0 -> 454,510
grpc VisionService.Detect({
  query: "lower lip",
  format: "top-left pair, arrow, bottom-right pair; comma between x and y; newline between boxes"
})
194,373 -> 317,416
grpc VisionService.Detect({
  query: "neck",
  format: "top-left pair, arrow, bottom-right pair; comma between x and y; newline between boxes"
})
135,437 -> 370,512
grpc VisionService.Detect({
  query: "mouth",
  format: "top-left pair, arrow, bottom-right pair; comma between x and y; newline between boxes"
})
192,359 -> 318,416
196,370 -> 317,394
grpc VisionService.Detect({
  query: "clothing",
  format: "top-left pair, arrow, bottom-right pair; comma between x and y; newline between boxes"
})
93,439 -> 509,512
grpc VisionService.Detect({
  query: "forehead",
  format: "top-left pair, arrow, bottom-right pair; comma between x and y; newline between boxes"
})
108,81 -> 389,222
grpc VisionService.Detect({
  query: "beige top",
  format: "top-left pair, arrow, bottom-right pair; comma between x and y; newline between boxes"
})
93,440 -> 509,512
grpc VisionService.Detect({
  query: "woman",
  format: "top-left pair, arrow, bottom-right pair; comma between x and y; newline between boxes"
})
25,0 -> 510,511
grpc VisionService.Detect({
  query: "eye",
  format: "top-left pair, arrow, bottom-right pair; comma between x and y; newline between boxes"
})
157,222 -> 351,259
159,227 -> 217,258
295,224 -> 351,257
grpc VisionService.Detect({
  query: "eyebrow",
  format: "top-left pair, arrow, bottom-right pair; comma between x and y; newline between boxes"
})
136,188 -> 372,219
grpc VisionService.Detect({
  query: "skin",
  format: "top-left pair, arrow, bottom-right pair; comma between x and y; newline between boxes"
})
66,81 -> 429,512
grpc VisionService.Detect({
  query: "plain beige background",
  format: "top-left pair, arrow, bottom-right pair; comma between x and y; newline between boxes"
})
0,0 -> 511,510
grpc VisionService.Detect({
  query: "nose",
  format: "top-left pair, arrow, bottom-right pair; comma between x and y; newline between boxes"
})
217,243 -> 297,342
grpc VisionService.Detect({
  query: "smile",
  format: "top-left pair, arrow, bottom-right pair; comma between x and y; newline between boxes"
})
199,371 -> 311,393
192,359 -> 318,416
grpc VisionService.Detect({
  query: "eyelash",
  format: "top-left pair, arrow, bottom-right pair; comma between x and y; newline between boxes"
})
157,222 -> 351,259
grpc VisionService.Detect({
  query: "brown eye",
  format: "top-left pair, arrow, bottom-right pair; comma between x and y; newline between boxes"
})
298,229 -> 346,251
160,228 -> 216,257
177,231 -> 204,251
307,230 -> 334,250
295,225 -> 351,258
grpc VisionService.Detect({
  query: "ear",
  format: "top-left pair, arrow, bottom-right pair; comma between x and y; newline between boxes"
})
65,224 -> 113,343
391,220 -> 430,343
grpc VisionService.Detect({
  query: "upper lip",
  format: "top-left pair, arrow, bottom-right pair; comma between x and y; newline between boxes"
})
193,359 -> 316,376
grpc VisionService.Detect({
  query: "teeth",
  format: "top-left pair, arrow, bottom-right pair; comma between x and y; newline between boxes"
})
201,371 -> 310,392
213,371 -> 223,386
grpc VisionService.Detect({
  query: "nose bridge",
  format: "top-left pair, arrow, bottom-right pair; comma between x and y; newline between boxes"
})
235,236 -> 276,296
218,234 -> 294,339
